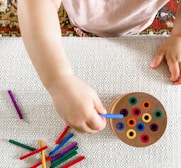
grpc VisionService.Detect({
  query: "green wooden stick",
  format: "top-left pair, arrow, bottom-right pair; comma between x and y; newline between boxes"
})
9,139 -> 36,151
51,146 -> 78,166
51,151 -> 78,168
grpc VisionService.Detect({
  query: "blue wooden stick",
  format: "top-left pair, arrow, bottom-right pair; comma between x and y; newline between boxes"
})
49,133 -> 74,157
99,114 -> 124,119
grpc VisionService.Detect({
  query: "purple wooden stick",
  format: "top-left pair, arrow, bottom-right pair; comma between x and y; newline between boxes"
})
51,142 -> 78,162
8,90 -> 23,119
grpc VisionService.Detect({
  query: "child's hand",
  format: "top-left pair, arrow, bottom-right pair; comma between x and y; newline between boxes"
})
48,74 -> 107,133
150,35 -> 181,85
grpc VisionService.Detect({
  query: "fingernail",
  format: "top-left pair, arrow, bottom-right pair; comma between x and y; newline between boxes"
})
150,61 -> 155,68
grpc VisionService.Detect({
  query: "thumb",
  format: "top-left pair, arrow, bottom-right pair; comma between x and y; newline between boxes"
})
85,95 -> 107,131
94,95 -> 107,114
150,49 -> 165,68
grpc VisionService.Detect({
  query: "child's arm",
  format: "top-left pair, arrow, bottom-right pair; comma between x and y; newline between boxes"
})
17,0 -> 107,133
150,2 -> 181,85
18,0 -> 72,86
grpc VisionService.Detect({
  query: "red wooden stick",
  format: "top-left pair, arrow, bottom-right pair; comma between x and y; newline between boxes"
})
30,156 -> 51,168
55,125 -> 70,144
61,156 -> 85,168
19,146 -> 48,160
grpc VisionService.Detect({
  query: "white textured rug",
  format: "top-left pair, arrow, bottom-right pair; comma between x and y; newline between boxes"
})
0,37 -> 181,168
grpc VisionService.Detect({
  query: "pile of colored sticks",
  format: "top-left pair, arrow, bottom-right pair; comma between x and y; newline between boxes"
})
7,90 -> 85,167
9,125 -> 85,168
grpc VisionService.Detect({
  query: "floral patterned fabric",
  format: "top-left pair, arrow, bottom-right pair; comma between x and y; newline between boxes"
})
141,0 -> 179,34
0,0 -> 179,36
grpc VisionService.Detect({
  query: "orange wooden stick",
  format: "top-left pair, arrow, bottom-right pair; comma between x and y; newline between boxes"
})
30,157 -> 51,168
39,140 -> 46,168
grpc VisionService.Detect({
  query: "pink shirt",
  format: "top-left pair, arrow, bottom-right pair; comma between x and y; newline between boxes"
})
62,0 -> 169,37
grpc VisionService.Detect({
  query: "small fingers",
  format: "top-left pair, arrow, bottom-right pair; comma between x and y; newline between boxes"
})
173,62 -> 181,85
152,49 -> 181,83
94,94 -> 107,114
64,110 -> 106,134
86,109 -> 107,131
150,49 -> 165,68
68,122 -> 99,134
75,125 -> 99,134
167,58 -> 180,81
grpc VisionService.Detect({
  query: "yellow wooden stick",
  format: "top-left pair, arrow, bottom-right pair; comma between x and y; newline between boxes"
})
39,140 -> 46,168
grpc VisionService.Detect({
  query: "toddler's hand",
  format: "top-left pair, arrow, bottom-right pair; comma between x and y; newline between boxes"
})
150,35 -> 181,85
48,74 -> 107,133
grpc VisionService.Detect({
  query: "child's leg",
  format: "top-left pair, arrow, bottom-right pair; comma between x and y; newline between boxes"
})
73,27 -> 96,37
70,19 -> 97,37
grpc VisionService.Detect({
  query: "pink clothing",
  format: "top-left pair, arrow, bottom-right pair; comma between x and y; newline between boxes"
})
62,0 -> 169,37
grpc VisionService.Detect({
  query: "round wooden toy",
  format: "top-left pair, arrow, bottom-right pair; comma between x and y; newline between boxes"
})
108,92 -> 167,147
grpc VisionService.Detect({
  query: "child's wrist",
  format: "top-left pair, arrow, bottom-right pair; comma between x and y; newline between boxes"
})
46,72 -> 74,97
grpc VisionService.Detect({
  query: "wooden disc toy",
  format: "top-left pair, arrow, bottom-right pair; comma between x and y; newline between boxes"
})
108,92 -> 167,147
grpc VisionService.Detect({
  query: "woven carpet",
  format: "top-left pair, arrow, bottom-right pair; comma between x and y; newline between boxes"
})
0,0 -> 179,36
0,37 -> 181,168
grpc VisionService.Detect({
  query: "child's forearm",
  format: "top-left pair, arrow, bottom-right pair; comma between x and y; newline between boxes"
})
17,0 -> 73,90
171,2 -> 181,36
